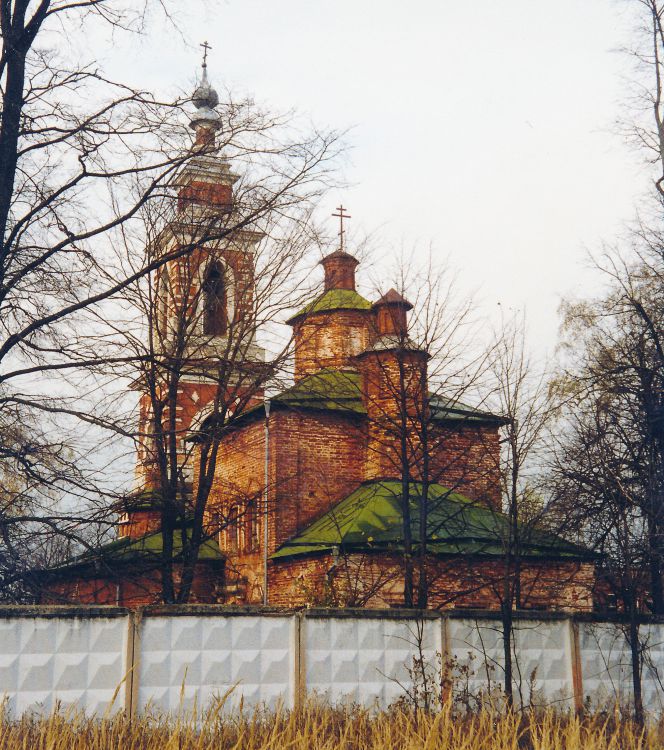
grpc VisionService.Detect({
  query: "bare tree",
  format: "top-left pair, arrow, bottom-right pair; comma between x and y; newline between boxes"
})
487,315 -> 562,706
0,0 -> 341,600
549,258 -> 664,721
0,0 -> 205,598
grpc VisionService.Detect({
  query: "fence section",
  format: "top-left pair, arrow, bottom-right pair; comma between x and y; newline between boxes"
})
303,613 -> 441,707
137,613 -> 295,713
0,610 -> 128,716
1,607 -> 662,716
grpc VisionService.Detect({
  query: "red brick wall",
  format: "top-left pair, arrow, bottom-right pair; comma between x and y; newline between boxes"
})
268,556 -> 334,607
270,410 -> 366,546
178,181 -> 232,212
293,310 -> 372,381
118,509 -> 162,540
268,553 -> 595,612
202,417 -> 265,603
204,418 -> 265,524
45,562 -> 222,608
428,424 -> 502,510
356,348 -> 428,482
203,408 -> 366,604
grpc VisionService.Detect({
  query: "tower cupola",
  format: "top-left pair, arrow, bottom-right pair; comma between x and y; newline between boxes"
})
372,288 -> 413,338
174,44 -> 238,213
189,42 -> 221,148
320,203 -> 358,290
320,249 -> 359,291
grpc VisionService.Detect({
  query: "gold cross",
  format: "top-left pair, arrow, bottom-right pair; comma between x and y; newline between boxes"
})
332,204 -> 351,252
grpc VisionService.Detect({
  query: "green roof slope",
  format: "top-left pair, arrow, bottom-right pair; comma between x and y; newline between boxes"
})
48,522 -> 224,578
267,369 -> 505,423
430,396 -> 508,425
271,480 -> 592,561
287,289 -> 372,324
273,369 -> 365,414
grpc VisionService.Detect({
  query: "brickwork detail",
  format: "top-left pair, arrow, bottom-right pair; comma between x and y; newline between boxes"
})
293,310 -> 372,381
429,424 -> 503,510
356,349 -> 428,482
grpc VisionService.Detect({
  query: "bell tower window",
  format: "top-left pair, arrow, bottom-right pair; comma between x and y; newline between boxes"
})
202,261 -> 228,336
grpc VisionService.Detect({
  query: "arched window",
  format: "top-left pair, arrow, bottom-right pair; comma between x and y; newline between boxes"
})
202,261 -> 228,336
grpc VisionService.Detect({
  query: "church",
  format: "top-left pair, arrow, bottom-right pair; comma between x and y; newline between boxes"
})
45,59 -> 596,611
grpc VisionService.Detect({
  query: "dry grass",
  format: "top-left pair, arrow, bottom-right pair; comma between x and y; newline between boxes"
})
0,702 -> 663,750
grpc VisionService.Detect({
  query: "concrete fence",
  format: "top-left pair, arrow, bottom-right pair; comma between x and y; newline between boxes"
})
1,606 -> 664,717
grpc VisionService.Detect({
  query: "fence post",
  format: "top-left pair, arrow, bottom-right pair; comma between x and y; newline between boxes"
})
124,608 -> 143,718
441,614 -> 452,703
293,612 -> 306,710
568,618 -> 584,715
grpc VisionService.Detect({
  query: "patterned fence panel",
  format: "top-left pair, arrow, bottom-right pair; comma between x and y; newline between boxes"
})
447,617 -> 504,704
512,620 -> 575,708
640,622 -> 664,714
137,614 -> 295,714
304,615 -> 442,708
447,618 -> 575,709
578,622 -> 633,709
1,609 -> 663,717
0,614 -> 129,716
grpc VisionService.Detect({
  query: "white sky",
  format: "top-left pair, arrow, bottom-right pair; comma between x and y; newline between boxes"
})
100,0 -> 651,359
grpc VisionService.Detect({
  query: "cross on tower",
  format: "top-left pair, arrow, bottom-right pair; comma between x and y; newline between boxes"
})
332,204 -> 351,253
201,40 -> 212,69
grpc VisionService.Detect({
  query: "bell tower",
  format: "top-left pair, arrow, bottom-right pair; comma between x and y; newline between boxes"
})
128,49 -> 265,526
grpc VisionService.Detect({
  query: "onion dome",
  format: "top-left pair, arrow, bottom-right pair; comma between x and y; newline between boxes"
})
190,63 -> 221,133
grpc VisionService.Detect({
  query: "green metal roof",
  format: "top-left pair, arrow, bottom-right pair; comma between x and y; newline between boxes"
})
429,396 -> 509,425
274,369 -> 365,414
287,289 -> 372,324
269,369 -> 504,423
271,480 -> 592,561
48,523 -> 224,578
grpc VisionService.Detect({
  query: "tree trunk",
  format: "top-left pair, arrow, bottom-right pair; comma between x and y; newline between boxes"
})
628,610 -> 644,724
502,602 -> 514,707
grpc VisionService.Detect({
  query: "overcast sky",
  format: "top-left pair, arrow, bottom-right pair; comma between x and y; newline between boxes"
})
101,0 -> 651,358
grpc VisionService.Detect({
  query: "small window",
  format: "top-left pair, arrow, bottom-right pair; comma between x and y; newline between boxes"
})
202,261 -> 228,336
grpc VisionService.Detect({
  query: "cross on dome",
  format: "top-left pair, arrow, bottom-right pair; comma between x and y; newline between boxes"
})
332,204 -> 351,253
201,40 -> 211,69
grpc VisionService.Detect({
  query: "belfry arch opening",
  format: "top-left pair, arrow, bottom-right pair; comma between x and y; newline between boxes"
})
202,260 -> 228,336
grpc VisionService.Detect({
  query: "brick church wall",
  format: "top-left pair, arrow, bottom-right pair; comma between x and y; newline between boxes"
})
268,553 -> 595,612
45,562 -> 222,608
201,406 -> 366,603
118,509 -> 162,539
428,423 -> 503,510
270,409 -> 366,545
293,310 -> 372,381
